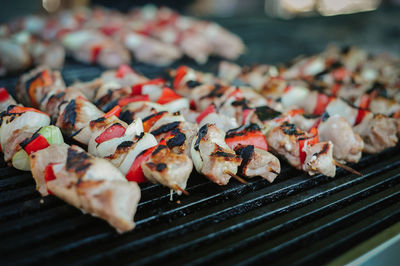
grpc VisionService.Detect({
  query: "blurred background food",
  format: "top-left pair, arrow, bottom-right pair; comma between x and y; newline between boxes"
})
0,0 -> 399,73
2,0 -> 400,21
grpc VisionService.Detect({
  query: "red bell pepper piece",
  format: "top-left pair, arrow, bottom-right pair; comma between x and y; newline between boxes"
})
287,109 -> 304,117
173,66 -> 188,89
125,139 -> 166,183
44,163 -> 60,195
95,124 -> 126,144
104,105 -> 121,118
359,94 -> 371,109
23,134 -> 50,155
9,106 -> 49,116
125,146 -> 155,183
156,87 -> 182,105
0,87 -> 10,102
118,95 -> 150,107
283,85 -> 292,94
227,88 -> 243,100
226,130 -> 268,151
90,44 -> 102,63
313,93 -> 331,115
28,70 -> 53,107
115,64 -> 134,78
392,110 -> 400,118
298,127 -> 319,165
354,108 -> 368,126
189,99 -> 196,110
142,111 -> 167,132
131,78 -> 165,96
331,83 -> 341,96
196,104 -> 217,124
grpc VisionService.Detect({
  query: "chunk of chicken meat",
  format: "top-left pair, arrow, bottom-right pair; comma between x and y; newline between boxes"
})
354,113 -> 398,153
191,124 -> 242,185
290,114 -> 364,163
142,144 -> 193,193
234,145 -> 280,183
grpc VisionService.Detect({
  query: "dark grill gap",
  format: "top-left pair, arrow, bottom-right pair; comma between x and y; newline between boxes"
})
1,11 -> 400,264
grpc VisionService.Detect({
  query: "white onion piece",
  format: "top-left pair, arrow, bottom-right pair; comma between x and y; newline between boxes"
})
325,99 -> 356,125
163,98 -> 189,113
142,84 -> 163,102
62,31 -> 91,50
125,118 -> 144,137
95,135 -> 133,158
190,134 -> 203,172
0,112 -> 50,150
12,149 -> 30,171
199,113 -> 238,132
119,133 -> 158,175
72,126 -> 92,145
281,86 -> 309,108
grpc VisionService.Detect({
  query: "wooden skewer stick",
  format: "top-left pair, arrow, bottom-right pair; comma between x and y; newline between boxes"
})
172,184 -> 189,196
224,170 -> 248,185
333,160 -> 362,176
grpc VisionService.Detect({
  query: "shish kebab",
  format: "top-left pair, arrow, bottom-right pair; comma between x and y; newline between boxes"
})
73,63 -> 350,178
218,61 -> 399,154
65,65 -> 282,185
0,89 -> 140,233
14,66 -> 193,196
168,66 -> 362,176
14,65 -> 280,197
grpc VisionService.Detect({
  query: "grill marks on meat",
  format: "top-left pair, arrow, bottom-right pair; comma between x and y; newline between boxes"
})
62,100 -> 77,127
149,113 -> 197,156
281,122 -> 305,136
266,120 -> 335,176
235,145 -> 280,183
142,144 -> 193,193
166,130 -> 186,149
192,124 -> 241,185
66,147 -> 92,177
303,141 -> 335,177
38,145 -> 141,233
255,106 -> 282,122
56,97 -> 104,136
150,121 -> 181,136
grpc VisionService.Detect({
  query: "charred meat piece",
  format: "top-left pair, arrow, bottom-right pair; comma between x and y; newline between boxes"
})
142,143 -> 193,193
149,113 -> 197,157
15,66 -> 65,107
56,96 -> 104,136
34,145 -> 141,233
266,121 -> 336,177
191,124 -> 242,185
290,114 -> 364,163
235,145 -> 280,183
354,113 -> 398,153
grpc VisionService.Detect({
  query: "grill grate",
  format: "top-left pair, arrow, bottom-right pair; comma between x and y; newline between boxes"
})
1,9 -> 400,265
0,142 -> 399,265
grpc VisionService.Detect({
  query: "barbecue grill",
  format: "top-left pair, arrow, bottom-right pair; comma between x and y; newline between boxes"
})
0,6 -> 399,265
